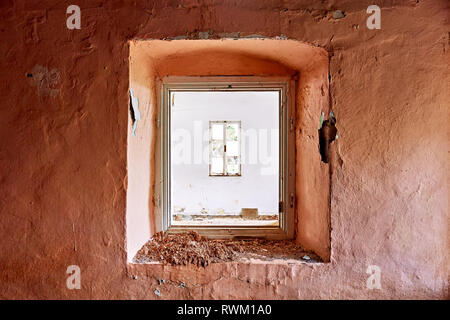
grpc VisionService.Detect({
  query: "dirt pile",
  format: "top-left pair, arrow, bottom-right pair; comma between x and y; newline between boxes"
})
133,232 -> 321,267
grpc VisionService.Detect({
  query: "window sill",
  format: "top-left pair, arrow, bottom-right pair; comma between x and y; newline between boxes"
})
130,232 -> 324,267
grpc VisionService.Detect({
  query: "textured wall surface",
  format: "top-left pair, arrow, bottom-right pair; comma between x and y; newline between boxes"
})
0,0 -> 448,299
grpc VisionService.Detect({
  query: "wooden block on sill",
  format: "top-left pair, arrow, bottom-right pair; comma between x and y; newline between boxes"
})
241,208 -> 258,218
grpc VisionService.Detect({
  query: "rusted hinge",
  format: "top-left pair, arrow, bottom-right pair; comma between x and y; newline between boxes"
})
289,193 -> 295,208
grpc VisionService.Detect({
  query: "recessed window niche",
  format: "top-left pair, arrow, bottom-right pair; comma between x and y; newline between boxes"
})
126,39 -> 331,263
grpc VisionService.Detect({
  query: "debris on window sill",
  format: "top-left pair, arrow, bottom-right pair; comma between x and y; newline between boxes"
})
133,231 -> 322,267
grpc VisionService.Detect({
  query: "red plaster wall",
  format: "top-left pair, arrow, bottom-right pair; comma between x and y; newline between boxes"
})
0,0 -> 448,299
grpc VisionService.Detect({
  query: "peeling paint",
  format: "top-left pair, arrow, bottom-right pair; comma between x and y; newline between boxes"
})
27,65 -> 59,97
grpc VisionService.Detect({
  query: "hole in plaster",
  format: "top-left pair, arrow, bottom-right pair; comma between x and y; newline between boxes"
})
129,89 -> 141,136
318,111 -> 337,163
332,10 -> 346,20
129,92 -> 136,123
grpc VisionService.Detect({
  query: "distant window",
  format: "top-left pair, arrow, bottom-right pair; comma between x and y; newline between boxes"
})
209,120 -> 241,176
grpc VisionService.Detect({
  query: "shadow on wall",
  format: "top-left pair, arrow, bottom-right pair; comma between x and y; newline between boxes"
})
319,111 -> 338,163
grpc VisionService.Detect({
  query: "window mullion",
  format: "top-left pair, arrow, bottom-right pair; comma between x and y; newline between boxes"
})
223,122 -> 227,175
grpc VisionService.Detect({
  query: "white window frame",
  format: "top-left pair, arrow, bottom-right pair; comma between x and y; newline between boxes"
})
209,120 -> 242,177
155,76 -> 296,240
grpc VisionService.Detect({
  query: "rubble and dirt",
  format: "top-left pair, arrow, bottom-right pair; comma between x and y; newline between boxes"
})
133,231 -> 321,267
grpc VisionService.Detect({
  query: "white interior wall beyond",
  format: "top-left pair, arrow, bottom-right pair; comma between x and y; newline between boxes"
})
171,91 -> 279,216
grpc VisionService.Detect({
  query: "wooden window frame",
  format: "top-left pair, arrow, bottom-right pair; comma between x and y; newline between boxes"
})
209,120 -> 242,177
155,76 -> 296,240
